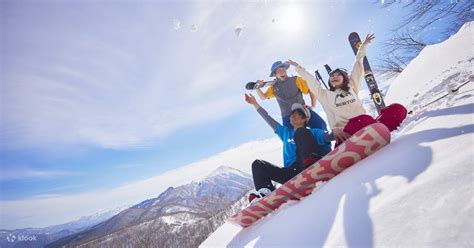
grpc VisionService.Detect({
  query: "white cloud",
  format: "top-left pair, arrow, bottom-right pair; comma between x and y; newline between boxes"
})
114,163 -> 146,169
1,1 -> 250,148
30,193 -> 65,199
0,167 -> 83,181
1,1 -> 276,151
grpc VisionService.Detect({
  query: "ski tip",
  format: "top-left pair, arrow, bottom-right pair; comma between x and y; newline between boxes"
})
226,218 -> 245,228
245,82 -> 256,90
348,31 -> 359,37
226,217 -> 251,228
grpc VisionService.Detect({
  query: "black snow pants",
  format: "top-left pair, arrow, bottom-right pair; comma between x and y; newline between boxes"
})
252,128 -> 329,191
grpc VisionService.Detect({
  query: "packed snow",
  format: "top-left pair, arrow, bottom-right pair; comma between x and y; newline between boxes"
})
201,22 -> 474,248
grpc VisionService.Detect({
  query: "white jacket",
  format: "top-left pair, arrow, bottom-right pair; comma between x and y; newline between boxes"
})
295,43 -> 368,130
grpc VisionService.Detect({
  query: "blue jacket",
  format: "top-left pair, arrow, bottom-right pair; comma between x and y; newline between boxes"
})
275,124 -> 330,167
256,107 -> 330,167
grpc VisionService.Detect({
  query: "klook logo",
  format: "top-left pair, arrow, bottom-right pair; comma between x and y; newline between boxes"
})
6,234 -> 16,243
6,233 -> 37,243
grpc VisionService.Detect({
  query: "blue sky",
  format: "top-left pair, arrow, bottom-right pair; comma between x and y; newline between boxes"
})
0,0 -> 455,228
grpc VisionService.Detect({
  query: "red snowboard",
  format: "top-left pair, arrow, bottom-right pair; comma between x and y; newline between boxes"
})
228,123 -> 391,228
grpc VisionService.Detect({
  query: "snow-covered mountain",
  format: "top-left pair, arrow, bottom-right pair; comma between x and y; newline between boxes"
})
201,22 -> 474,247
0,206 -> 126,248
47,166 -> 253,248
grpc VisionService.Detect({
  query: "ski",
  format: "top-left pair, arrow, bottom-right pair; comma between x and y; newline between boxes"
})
245,80 -> 275,90
348,32 -> 386,114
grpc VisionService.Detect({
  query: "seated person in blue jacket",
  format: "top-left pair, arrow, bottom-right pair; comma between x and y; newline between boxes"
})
244,93 -> 334,203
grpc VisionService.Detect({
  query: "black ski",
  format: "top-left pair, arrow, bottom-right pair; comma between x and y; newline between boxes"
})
245,80 -> 275,90
348,32 -> 386,114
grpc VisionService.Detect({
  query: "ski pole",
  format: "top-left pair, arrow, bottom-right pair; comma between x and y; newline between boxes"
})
422,76 -> 473,108
408,75 -> 473,114
315,70 -> 329,89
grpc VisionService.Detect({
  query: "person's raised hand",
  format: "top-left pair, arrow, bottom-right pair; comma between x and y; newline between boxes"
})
363,33 -> 375,45
245,93 -> 258,105
286,59 -> 301,68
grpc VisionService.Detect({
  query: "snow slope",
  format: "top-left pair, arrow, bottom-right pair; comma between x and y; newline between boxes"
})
201,22 -> 474,248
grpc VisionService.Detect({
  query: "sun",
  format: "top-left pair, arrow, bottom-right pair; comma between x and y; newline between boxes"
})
276,4 -> 305,33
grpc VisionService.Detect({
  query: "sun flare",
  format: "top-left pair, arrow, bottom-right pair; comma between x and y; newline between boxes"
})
276,4 -> 305,33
